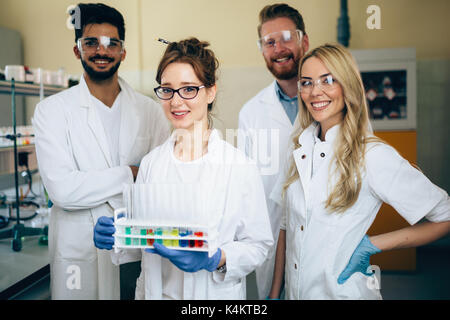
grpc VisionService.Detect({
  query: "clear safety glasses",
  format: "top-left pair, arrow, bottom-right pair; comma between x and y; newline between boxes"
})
257,29 -> 303,52
77,36 -> 125,55
298,74 -> 339,94
154,85 -> 206,100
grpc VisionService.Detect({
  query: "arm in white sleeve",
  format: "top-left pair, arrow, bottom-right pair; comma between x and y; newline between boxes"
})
33,97 -> 133,211
216,164 -> 274,283
367,143 -> 449,225
424,192 -> 450,223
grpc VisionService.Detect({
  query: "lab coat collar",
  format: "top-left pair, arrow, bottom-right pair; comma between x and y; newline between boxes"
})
79,74 -> 140,167
259,81 -> 293,128
292,123 -> 318,197
313,122 -> 341,145
78,74 -> 137,108
117,78 -> 140,165
168,128 -> 221,154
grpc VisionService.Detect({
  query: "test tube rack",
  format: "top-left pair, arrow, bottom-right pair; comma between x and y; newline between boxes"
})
113,208 -> 209,253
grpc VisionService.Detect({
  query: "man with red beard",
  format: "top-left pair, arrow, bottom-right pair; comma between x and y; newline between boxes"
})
238,3 -> 309,300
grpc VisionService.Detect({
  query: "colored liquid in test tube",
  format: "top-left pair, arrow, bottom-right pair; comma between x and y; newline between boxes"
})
147,229 -> 154,246
141,229 -> 147,245
179,228 -> 189,247
194,231 -> 203,247
171,228 -> 179,247
155,227 -> 163,244
125,227 -> 131,235
162,227 -> 171,246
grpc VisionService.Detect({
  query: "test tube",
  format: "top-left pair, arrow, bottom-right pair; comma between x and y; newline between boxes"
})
171,228 -> 179,247
179,228 -> 188,247
147,229 -> 154,246
195,240 -> 203,248
125,227 -> 131,235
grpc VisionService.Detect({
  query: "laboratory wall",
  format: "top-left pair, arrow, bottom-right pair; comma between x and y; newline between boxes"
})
0,0 -> 449,192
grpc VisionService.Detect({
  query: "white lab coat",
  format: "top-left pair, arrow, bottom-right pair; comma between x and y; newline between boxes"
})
271,122 -> 450,300
112,129 -> 274,299
238,81 -> 293,299
33,75 -> 170,299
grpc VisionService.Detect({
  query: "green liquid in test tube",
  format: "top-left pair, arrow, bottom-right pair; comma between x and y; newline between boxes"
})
171,228 -> 179,247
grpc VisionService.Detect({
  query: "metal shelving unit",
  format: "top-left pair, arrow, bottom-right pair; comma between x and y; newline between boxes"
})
0,79 -> 64,251
0,80 -> 64,97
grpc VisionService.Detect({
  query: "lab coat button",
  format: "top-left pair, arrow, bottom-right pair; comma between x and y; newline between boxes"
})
300,225 -> 304,231
294,264 -> 297,269
301,154 -> 306,159
320,152 -> 325,158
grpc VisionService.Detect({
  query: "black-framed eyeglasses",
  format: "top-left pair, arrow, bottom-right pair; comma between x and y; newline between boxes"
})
154,85 -> 206,100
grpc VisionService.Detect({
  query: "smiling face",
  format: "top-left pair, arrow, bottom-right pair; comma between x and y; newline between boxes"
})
260,17 -> 308,80
74,23 -> 126,82
160,62 -> 216,132
300,56 -> 345,135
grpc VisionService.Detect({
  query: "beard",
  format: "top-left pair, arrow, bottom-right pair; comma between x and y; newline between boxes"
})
266,52 -> 300,81
81,55 -> 122,82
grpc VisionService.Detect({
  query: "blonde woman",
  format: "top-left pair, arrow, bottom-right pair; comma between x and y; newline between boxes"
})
268,43 -> 450,300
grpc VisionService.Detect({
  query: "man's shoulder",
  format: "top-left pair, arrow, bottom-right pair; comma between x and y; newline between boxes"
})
241,81 -> 274,113
36,84 -> 79,111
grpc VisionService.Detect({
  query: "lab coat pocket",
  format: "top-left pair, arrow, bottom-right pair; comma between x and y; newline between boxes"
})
210,277 -> 244,300
335,272 -> 382,300
54,210 -> 96,262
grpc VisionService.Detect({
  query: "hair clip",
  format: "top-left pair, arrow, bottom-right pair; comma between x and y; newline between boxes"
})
156,38 -> 170,45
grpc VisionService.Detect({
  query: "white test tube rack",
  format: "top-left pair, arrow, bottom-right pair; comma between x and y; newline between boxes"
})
113,208 -> 210,253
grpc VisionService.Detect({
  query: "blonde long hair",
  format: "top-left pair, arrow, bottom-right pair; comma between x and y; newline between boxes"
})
283,43 -> 382,213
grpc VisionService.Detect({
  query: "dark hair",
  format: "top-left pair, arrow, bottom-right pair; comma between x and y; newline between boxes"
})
156,38 -> 219,115
257,3 -> 306,37
72,3 -> 125,43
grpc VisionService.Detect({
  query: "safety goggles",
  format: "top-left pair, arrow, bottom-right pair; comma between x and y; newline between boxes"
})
257,29 -> 303,52
77,36 -> 125,55
298,74 -> 339,94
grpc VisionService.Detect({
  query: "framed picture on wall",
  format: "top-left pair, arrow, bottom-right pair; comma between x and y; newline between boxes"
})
351,48 -> 417,131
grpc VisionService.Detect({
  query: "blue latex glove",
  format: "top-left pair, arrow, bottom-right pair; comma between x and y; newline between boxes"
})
337,235 -> 381,284
146,242 -> 222,273
93,216 -> 116,250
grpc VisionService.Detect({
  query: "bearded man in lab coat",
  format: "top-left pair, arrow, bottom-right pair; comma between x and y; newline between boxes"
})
237,3 -> 309,299
33,3 -> 170,299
